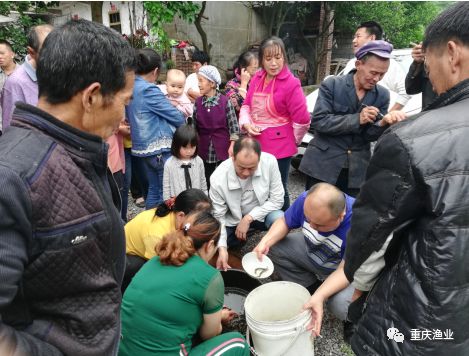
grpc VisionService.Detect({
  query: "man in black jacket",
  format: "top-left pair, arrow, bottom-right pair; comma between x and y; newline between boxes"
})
0,20 -> 135,355
405,42 -> 438,108
344,3 -> 469,355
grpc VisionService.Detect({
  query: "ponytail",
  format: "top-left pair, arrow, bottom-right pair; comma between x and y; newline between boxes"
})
154,197 -> 175,217
156,230 -> 195,266
136,48 -> 161,75
155,210 -> 221,266
154,188 -> 212,218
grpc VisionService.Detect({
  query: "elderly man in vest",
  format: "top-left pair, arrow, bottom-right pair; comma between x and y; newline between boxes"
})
210,137 -> 284,271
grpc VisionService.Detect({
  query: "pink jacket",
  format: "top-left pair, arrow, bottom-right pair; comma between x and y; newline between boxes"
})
239,66 -> 310,158
106,132 -> 125,174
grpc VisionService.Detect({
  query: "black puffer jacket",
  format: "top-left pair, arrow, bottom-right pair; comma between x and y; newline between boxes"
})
0,104 -> 125,355
344,79 -> 469,355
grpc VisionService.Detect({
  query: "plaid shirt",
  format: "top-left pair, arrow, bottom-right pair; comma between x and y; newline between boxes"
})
193,92 -> 240,163
224,76 -> 246,115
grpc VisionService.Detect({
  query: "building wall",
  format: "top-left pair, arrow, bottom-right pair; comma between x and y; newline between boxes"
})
52,1 -> 266,81
52,2 -> 92,26
164,1 -> 268,80
101,1 -> 146,35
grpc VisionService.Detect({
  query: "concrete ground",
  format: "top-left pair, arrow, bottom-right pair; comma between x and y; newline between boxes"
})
126,167 -> 355,356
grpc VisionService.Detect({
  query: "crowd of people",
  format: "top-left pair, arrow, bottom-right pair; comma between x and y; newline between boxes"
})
1,2 -> 469,355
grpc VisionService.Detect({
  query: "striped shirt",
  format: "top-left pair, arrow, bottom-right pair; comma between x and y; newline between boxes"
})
284,191 -> 355,276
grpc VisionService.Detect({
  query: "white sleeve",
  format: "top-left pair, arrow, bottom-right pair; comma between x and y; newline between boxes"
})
351,233 -> 394,291
382,59 -> 411,106
209,182 -> 228,249
184,73 -> 200,94
342,58 -> 356,75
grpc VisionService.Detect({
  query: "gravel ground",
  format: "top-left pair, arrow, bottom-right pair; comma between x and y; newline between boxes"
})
126,167 -> 354,356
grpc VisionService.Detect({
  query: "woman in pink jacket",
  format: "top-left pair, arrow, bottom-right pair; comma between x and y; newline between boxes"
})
239,36 -> 310,209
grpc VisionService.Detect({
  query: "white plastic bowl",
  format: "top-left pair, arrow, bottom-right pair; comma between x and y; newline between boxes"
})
242,252 -> 274,279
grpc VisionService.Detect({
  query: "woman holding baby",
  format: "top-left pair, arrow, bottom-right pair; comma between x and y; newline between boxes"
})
126,48 -> 186,209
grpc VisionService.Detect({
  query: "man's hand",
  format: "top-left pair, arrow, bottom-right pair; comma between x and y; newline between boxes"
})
359,106 -> 380,125
253,240 -> 269,261
243,123 -> 262,136
235,215 -> 252,241
303,293 -> 325,338
411,42 -> 425,64
216,247 -> 231,271
380,111 -> 407,126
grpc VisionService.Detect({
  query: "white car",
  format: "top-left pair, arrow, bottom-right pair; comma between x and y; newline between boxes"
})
291,48 -> 422,170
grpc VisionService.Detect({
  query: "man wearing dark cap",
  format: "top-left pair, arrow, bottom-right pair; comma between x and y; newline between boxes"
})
342,21 -> 411,111
300,40 -> 406,196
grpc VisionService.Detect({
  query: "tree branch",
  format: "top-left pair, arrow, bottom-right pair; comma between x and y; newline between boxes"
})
194,1 -> 211,55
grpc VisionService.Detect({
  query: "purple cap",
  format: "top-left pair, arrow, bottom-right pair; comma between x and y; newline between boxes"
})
355,40 -> 393,60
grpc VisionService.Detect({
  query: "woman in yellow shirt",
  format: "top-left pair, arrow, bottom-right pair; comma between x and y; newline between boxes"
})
123,188 -> 211,291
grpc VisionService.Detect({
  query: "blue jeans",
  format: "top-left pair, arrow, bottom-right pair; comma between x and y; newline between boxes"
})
277,156 -> 292,211
142,151 -> 171,209
226,210 -> 284,248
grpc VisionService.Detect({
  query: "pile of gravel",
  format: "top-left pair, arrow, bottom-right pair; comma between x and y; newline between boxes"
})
126,168 -> 355,355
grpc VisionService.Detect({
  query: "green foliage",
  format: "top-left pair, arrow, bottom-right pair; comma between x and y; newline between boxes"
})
144,1 -> 200,53
333,1 -> 443,48
165,59 -> 175,70
0,1 -> 52,59
340,343 -> 355,356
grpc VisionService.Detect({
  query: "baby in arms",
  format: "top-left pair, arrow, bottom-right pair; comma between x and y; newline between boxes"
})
159,69 -> 194,119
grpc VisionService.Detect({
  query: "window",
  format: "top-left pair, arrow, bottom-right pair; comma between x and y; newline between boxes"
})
109,11 -> 121,33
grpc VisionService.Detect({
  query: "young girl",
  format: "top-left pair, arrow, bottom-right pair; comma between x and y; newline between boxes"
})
193,65 -> 240,187
163,123 -> 207,201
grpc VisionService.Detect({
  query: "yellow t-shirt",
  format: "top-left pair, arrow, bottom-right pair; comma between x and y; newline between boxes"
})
123,136 -> 132,149
125,209 -> 177,260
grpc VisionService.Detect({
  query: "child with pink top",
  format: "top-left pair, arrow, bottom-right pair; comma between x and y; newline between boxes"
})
239,36 -> 310,209
158,69 -> 193,119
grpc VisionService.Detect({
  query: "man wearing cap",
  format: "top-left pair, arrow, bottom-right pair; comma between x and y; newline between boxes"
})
342,21 -> 411,111
299,40 -> 406,196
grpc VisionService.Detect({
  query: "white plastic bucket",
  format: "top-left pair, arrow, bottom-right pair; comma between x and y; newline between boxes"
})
244,281 -> 314,356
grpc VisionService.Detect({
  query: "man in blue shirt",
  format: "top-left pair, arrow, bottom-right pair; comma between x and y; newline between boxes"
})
254,182 -> 354,320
